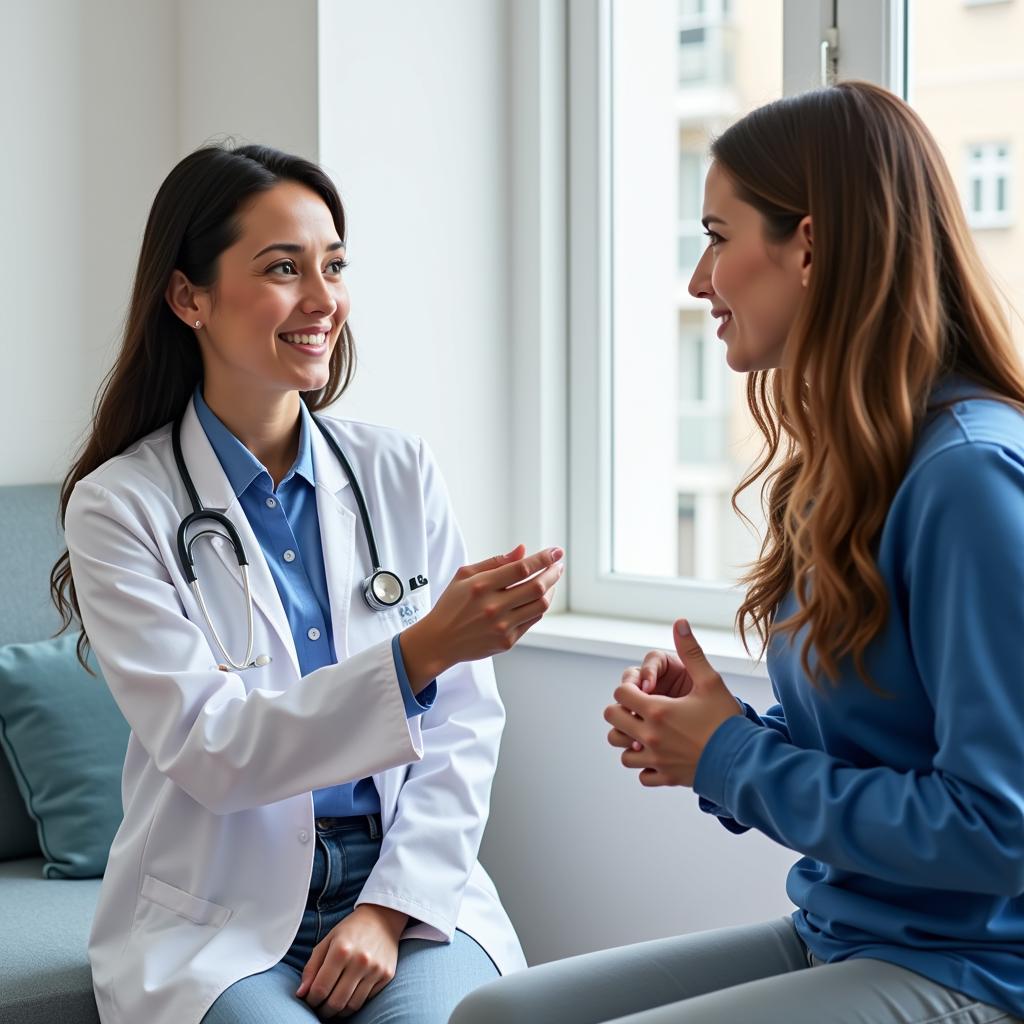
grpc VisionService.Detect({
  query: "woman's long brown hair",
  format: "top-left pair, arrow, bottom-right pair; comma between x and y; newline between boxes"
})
718,82 -> 1024,686
50,144 -> 357,668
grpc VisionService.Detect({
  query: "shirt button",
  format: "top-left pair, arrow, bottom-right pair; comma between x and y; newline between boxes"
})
298,830 -> 309,843
283,549 -> 296,562
307,627 -> 321,641
266,497 -> 277,509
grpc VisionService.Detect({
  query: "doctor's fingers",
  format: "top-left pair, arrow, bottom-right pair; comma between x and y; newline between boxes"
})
317,962 -> 381,1020
338,973 -> 387,1017
484,545 -> 565,591
457,543 -> 526,579
506,613 -> 545,649
504,559 -> 564,613
501,592 -> 555,642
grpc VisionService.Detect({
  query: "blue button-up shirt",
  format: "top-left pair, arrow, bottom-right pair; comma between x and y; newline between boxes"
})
193,387 -> 433,817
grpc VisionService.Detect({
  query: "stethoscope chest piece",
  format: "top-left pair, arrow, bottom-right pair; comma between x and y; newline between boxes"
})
364,569 -> 404,611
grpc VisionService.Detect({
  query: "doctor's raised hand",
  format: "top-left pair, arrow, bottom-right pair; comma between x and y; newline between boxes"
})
604,619 -> 740,788
398,543 -> 565,690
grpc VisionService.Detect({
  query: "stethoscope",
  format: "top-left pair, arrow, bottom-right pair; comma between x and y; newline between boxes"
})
171,411 -> 405,671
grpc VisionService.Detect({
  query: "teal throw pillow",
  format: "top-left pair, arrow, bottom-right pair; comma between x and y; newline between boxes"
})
0,633 -> 129,878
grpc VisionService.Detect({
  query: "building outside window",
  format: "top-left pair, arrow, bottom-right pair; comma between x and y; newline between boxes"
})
964,142 -> 1013,228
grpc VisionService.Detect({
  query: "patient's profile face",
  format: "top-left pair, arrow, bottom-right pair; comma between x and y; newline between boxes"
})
194,181 -> 350,399
687,162 -> 809,373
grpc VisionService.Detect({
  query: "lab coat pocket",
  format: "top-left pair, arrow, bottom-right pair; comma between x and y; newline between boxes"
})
137,874 -> 232,929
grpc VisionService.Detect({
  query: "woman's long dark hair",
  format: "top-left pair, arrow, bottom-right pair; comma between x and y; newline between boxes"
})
51,143 -> 357,667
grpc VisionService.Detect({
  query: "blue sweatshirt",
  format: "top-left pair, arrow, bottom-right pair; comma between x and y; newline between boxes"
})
694,377 -> 1024,1015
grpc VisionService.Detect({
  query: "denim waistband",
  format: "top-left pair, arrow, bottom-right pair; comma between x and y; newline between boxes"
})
313,813 -> 382,839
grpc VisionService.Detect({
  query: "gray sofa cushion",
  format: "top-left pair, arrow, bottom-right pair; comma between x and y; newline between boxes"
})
0,858 -> 101,1023
0,635 -> 128,878
0,754 -> 38,861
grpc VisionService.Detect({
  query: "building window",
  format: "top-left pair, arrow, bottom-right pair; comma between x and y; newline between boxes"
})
678,150 -> 706,271
677,0 -> 735,89
965,143 -> 1013,228
677,493 -> 697,578
677,313 -> 727,465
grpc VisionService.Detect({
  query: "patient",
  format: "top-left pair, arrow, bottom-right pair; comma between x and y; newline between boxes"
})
451,81 -> 1024,1024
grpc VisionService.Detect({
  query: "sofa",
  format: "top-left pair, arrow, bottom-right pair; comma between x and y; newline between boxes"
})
0,484 -> 102,1024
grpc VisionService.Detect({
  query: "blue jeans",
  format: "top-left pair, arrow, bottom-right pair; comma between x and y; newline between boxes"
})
202,815 -> 498,1023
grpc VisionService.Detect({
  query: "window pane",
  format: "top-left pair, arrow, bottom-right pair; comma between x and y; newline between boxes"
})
677,318 -> 704,402
610,0 -> 781,583
909,0 -> 1019,312
972,175 -> 984,213
677,493 -> 697,577
678,151 -> 702,219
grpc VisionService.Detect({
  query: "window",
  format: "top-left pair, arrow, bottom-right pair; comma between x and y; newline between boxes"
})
569,0 -> 790,624
677,493 -> 697,577
678,150 -> 706,270
964,143 -> 1013,228
564,0 -> 1021,626
907,0 -> 1023,350
677,0 -> 736,89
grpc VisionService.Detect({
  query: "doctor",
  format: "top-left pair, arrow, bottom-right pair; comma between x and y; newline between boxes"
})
51,143 -> 563,1024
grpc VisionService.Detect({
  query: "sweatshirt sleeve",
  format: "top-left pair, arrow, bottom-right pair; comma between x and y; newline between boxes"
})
693,440 -> 1024,894
697,700 -> 789,832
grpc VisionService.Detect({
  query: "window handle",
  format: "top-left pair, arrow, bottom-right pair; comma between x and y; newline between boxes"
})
821,27 -> 839,86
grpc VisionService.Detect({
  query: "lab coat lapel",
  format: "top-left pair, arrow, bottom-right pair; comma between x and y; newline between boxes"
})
309,415 -> 357,662
178,399 -> 301,676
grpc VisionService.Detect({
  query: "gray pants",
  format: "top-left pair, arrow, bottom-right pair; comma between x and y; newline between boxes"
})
449,917 -> 1020,1024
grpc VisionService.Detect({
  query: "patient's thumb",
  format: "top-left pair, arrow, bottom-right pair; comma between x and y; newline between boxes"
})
672,619 -> 717,685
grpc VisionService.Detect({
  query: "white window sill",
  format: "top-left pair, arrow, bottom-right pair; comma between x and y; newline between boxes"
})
966,215 -> 1014,230
518,612 -> 770,681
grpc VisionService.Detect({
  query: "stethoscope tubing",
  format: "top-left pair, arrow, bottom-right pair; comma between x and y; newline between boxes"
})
170,405 -> 402,671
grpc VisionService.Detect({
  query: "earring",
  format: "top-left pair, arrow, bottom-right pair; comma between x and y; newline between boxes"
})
194,320 -> 202,329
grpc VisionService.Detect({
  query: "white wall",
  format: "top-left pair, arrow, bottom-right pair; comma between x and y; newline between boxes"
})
0,0 -> 178,484
0,0 -> 321,487
317,0 -> 513,560
177,0 -> 319,159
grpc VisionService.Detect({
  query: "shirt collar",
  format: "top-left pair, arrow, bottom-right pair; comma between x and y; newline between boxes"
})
192,385 -> 316,498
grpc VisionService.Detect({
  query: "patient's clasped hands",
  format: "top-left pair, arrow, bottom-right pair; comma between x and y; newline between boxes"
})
605,620 -> 741,788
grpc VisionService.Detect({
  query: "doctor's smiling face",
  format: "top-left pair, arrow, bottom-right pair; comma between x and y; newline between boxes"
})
167,180 -> 350,413
687,161 -> 812,373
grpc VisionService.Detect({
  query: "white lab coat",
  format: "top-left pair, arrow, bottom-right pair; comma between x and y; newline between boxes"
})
63,398 -> 525,1024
